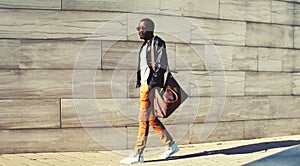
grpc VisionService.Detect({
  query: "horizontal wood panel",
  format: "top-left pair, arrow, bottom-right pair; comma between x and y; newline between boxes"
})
101,41 -> 140,70
62,96 -> 300,128
190,18 -> 246,46
190,121 -> 245,143
0,127 -> 127,153
257,47 -> 300,72
161,0 -> 219,18
10,38 -> 300,72
19,39 -> 262,71
61,99 -> 139,128
293,73 -> 300,95
191,118 -> 300,143
294,27 -> 300,48
269,96 -> 300,119
9,38 -> 300,72
296,3 -> 300,26
246,23 -> 293,48
0,9 -> 127,40
62,0 -> 161,12
0,70 -> 127,99
215,45 -> 258,71
0,40 -> 20,69
0,0 -> 61,10
245,118 -> 300,139
62,0 -> 127,11
172,71 -> 245,97
271,0 -> 295,25
0,69 -> 247,99
175,44 -> 206,71
20,40 -> 102,69
246,72 -> 293,95
220,0 -> 271,23
0,99 -> 60,129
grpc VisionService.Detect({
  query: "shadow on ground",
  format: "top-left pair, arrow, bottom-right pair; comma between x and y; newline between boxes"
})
145,140 -> 300,163
244,144 -> 300,166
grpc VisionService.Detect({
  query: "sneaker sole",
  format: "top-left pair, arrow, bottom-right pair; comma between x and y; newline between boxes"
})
120,160 -> 144,165
120,156 -> 144,164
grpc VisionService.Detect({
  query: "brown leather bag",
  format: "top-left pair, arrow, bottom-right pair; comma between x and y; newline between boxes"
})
150,38 -> 188,118
153,72 -> 188,118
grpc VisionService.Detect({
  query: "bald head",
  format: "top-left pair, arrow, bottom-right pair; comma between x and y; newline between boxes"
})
137,18 -> 155,40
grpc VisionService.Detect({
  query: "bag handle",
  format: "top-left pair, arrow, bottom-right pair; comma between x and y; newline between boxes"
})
165,86 -> 179,103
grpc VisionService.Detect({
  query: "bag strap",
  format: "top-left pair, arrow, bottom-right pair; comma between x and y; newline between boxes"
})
150,36 -> 155,71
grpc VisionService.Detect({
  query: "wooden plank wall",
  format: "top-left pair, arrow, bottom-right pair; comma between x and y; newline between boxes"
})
0,0 -> 300,153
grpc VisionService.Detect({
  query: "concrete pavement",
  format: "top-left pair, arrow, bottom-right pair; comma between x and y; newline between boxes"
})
0,135 -> 299,166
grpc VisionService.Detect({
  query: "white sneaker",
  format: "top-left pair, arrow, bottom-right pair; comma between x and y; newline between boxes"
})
120,153 -> 144,165
159,143 -> 179,159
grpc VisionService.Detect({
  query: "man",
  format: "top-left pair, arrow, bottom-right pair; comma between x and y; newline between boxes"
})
120,18 -> 179,164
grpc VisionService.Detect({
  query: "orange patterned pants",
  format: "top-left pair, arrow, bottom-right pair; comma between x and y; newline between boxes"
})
134,84 -> 174,154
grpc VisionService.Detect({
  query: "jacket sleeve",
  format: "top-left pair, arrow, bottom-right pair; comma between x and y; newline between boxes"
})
149,39 -> 168,88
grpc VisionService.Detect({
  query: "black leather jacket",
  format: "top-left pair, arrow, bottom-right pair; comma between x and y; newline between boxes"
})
136,36 -> 168,88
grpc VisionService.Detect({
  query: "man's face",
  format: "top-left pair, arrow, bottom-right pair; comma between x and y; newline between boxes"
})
137,21 -> 152,40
